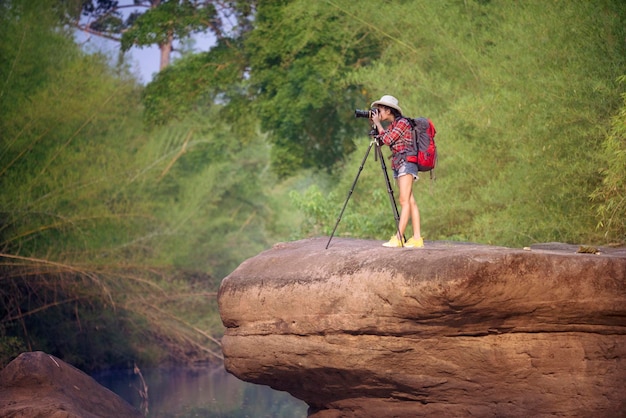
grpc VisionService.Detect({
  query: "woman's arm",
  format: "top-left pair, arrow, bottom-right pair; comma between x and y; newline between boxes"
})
376,118 -> 410,147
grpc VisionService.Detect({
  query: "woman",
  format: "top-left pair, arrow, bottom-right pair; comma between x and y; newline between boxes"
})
370,95 -> 424,248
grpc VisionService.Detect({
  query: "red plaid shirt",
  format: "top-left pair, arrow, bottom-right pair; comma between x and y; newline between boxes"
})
378,117 -> 413,169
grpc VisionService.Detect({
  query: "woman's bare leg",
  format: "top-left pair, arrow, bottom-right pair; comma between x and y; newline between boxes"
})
396,174 -> 414,240
409,192 -> 421,239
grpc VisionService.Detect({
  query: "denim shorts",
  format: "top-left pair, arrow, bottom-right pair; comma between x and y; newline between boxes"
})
393,161 -> 419,180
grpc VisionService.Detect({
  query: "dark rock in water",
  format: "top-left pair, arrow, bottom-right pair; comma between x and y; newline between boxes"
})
218,237 -> 626,417
0,351 -> 142,418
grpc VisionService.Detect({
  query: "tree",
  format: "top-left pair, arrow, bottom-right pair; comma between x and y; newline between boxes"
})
70,0 -> 254,70
1,0 -> 272,369
245,0 -> 384,176
140,0 -> 386,175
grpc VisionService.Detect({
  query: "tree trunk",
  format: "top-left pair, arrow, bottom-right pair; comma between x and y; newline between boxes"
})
159,32 -> 173,70
152,0 -> 170,71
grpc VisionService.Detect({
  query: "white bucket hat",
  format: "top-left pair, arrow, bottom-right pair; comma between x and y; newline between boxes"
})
371,95 -> 403,114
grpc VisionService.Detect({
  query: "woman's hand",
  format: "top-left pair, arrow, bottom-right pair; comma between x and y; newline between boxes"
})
371,109 -> 380,124
371,109 -> 384,134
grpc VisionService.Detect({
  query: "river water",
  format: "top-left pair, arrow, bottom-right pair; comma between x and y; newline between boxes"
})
93,365 -> 308,417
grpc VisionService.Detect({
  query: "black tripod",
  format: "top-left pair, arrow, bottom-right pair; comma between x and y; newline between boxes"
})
326,129 -> 403,249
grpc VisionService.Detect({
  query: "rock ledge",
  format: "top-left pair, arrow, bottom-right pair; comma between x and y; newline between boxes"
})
0,351 -> 142,418
218,238 -> 626,417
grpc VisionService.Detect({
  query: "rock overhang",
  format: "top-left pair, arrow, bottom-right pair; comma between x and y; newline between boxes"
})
218,238 -> 626,417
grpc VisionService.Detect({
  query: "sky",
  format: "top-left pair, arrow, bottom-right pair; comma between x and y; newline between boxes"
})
76,31 -> 216,84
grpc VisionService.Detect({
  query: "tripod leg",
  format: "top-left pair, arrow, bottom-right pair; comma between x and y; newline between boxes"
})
326,141 -> 375,249
375,145 -> 404,246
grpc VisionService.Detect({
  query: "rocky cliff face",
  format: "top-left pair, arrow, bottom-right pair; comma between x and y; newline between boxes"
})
218,238 -> 626,418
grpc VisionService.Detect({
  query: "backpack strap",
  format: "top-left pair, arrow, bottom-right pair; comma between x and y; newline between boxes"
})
402,117 -> 418,157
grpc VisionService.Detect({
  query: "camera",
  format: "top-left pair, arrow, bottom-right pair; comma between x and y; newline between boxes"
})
354,108 -> 378,119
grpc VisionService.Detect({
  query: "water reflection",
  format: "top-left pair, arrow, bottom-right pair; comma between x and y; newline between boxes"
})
93,365 -> 308,417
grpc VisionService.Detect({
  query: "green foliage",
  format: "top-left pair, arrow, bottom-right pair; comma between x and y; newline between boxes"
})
134,111 -> 276,277
71,0 -> 229,46
141,38 -> 249,127
121,1 -> 218,52
293,0 -> 626,247
245,0 -> 384,176
290,185 -> 335,237
591,76 -> 626,242
0,0 -> 76,126
0,0 -> 285,370
143,0 -> 384,176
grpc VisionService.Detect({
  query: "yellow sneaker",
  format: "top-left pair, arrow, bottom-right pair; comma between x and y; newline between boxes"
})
382,235 -> 404,248
405,237 -> 424,248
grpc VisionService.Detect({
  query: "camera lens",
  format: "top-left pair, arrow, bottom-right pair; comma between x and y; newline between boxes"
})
354,109 -> 370,119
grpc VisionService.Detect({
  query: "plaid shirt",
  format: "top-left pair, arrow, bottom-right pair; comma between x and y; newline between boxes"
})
378,117 -> 413,170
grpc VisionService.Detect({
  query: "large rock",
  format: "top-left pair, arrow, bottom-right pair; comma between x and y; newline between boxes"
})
0,351 -> 142,418
218,238 -> 626,417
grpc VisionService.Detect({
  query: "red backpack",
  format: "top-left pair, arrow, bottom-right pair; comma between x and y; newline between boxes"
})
405,117 -> 437,174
